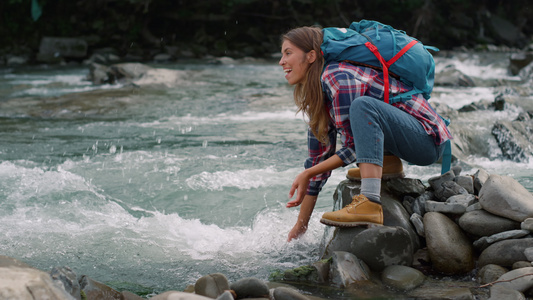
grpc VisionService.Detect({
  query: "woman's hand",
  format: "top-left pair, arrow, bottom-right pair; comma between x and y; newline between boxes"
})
288,223 -> 308,242
287,170 -> 311,208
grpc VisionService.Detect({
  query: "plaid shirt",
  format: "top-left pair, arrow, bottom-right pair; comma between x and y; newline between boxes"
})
306,62 -> 452,195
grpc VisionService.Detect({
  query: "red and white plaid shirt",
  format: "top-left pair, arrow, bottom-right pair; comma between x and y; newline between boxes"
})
305,62 -> 452,195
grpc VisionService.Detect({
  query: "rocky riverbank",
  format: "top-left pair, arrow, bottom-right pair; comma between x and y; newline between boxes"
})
3,166 -> 533,300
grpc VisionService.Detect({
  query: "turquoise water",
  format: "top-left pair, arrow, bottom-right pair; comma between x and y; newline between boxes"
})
0,56 -> 532,296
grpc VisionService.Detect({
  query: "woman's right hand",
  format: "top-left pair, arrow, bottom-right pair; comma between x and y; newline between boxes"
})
288,223 -> 308,242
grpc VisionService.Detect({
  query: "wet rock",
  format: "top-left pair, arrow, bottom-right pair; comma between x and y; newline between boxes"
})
478,264 -> 508,285
329,251 -> 370,288
79,275 -> 123,300
453,175 -> 474,194
479,174 -> 533,222
0,263 -> 75,300
492,122 -> 530,162
230,277 -> 269,299
272,286 -> 310,300
424,212 -> 474,274
194,273 -> 230,298
428,170 -> 456,191
384,178 -> 427,198
149,291 -> 212,299
489,285 -> 526,300
381,265 -> 425,291
434,181 -> 470,201
412,191 -> 434,216
493,267 -> 533,293
50,266 -> 81,300
473,230 -> 530,250
425,200 -> 467,214
321,179 -> 420,258
215,290 -> 235,300
478,238 -> 533,268
474,169 -> 490,195
37,37 -> 88,63
434,64 -> 475,87
410,213 -> 425,237
458,209 -> 520,237
512,261 -> 532,269
350,226 -> 414,271
281,264 -> 322,283
522,218 -> 533,231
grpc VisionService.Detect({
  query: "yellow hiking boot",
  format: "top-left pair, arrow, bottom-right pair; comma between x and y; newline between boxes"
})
346,155 -> 404,180
320,194 -> 383,227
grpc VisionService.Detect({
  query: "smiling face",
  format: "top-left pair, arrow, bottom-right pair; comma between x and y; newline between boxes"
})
279,40 -> 314,85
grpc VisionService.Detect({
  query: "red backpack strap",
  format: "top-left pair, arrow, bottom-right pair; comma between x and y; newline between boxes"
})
364,40 -> 419,103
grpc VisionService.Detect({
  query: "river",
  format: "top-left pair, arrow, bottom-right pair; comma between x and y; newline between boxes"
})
0,53 -> 532,296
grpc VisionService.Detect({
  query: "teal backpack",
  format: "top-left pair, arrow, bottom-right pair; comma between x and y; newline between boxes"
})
321,19 -> 438,104
321,20 -> 451,174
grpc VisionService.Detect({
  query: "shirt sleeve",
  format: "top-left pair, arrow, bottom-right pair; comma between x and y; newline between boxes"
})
322,64 -> 365,165
305,126 -> 337,195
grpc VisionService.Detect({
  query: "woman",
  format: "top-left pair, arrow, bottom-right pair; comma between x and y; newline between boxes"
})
279,26 -> 452,242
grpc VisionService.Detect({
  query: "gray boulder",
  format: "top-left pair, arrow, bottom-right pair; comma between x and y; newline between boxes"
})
230,277 -> 269,299
194,273 -> 229,298
350,226 -> 414,271
458,209 -> 520,237
37,37 -> 88,63
149,291 -> 212,299
479,174 -> 533,222
478,238 -> 533,268
0,255 -> 74,300
381,265 -> 425,291
272,286 -> 310,300
493,267 -> 533,293
424,212 -> 474,274
329,251 -> 370,288
477,264 -> 509,285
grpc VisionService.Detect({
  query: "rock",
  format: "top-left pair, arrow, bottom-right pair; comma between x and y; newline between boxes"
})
434,181 -> 469,201
479,174 -> 533,222
281,264 -> 322,283
425,200 -> 467,214
453,176 -> 474,194
524,247 -> 533,261
0,265 -> 75,300
194,273 -> 230,298
50,266 -> 81,300
410,213 -> 425,237
428,170 -> 456,191
384,178 -> 427,198
215,290 -> 235,300
509,52 -> 533,76
123,291 -> 144,300
473,230 -> 530,250
474,169 -> 490,195
434,64 -> 475,87
230,277 -> 269,299
412,191 -> 434,216
493,267 -> 533,293
478,238 -> 533,268
381,265 -> 425,291
522,218 -> 533,231
321,179 -> 420,258
512,261 -> 532,269
492,122 -> 530,162
79,275 -> 122,300
37,37 -> 88,63
478,264 -> 508,285
446,194 -> 477,207
272,286 -> 310,300
329,251 -> 370,288
350,226 -> 414,271
489,285 -> 526,300
149,291 -> 213,299
424,212 -> 474,274
458,209 -> 520,237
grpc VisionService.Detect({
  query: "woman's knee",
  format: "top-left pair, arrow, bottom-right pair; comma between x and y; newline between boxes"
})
349,96 -> 378,115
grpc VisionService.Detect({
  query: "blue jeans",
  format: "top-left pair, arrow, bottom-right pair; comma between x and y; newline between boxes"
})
350,96 -> 445,167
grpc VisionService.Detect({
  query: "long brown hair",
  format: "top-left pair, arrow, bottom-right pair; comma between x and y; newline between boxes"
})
282,26 -> 329,144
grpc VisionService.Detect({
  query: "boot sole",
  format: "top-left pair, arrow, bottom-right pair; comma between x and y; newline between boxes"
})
320,218 -> 383,228
346,172 -> 405,181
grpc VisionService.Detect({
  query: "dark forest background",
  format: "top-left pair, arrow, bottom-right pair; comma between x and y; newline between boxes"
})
1,0 -> 532,62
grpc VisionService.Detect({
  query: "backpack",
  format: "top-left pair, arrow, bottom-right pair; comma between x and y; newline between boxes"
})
321,19 -> 438,104
322,20 -> 452,174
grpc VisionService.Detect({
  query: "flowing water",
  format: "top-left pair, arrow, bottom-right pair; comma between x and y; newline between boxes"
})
0,54 -> 532,296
